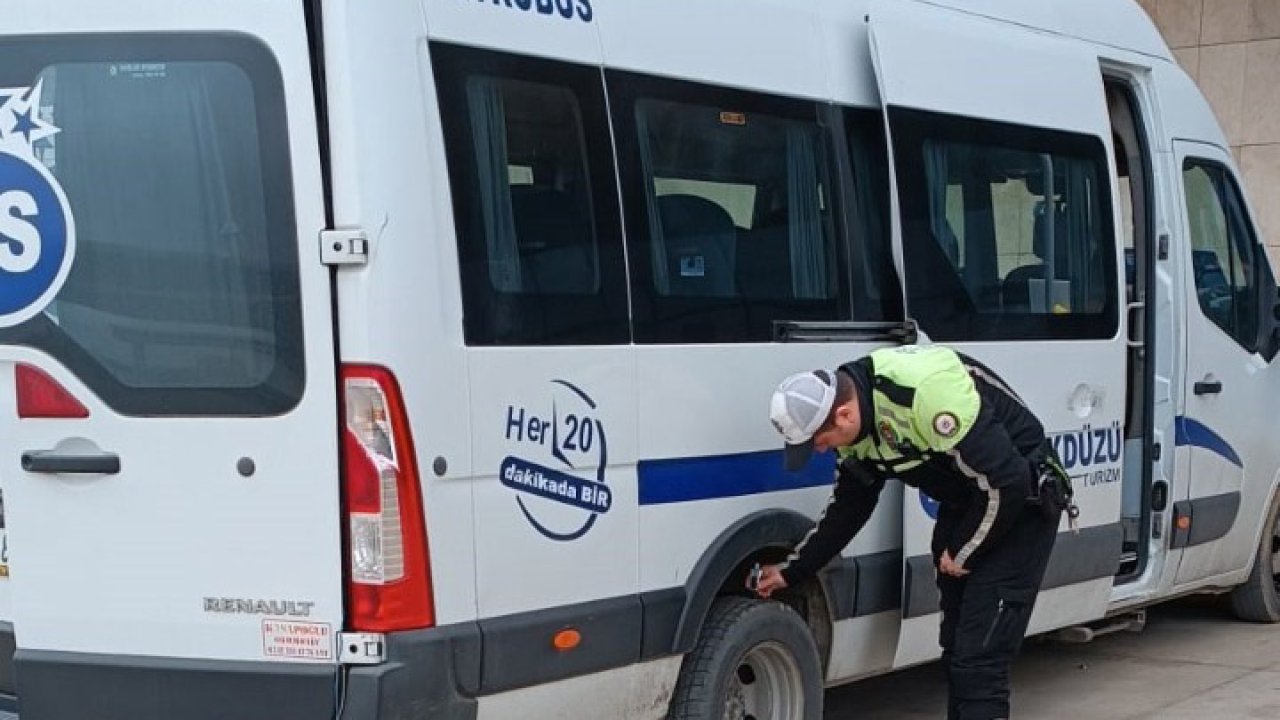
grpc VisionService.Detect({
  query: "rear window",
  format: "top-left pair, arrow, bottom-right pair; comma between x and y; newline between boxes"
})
0,35 -> 302,415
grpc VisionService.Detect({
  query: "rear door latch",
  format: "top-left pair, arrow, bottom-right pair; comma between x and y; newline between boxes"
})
338,632 -> 386,665
320,229 -> 369,267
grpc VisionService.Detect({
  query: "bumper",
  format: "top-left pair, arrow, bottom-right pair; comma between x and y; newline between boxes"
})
15,624 -> 481,720
0,622 -> 15,713
15,650 -> 338,720
339,624 -> 480,720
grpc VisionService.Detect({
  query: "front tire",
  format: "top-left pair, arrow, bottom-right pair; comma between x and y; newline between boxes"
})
668,597 -> 822,720
1230,490 -> 1280,622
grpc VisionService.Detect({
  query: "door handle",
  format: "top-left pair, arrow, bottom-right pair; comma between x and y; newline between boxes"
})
21,450 -> 120,475
1125,301 -> 1145,349
1193,379 -> 1223,396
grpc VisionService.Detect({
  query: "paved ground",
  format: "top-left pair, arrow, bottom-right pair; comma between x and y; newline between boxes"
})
825,596 -> 1280,719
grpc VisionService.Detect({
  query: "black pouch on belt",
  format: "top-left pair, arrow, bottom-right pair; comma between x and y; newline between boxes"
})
1026,443 -> 1079,530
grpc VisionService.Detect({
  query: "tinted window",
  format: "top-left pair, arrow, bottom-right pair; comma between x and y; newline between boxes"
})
610,73 -> 856,343
0,35 -> 303,415
891,109 -> 1118,341
844,109 -> 900,323
1183,160 -> 1260,350
433,43 -> 628,346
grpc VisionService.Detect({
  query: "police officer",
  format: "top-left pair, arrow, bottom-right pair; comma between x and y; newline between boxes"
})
755,345 -> 1072,720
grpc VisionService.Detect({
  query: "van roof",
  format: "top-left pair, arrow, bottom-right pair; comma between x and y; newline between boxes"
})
421,0 -> 1175,109
888,0 -> 1172,62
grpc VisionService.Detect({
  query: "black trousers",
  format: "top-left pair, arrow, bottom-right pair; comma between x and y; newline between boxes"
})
933,507 -> 1059,720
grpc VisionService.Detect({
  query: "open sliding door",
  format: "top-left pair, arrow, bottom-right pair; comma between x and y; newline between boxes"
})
869,0 -> 1127,667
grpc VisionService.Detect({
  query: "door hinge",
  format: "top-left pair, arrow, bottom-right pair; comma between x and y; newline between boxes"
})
320,229 -> 369,267
338,632 -> 386,665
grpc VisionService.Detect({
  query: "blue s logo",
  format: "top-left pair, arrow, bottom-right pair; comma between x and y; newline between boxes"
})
0,81 -> 75,328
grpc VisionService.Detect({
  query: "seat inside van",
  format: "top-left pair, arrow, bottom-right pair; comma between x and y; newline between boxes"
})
510,185 -> 598,295
735,206 -> 794,300
655,193 -> 737,298
1002,200 -> 1069,313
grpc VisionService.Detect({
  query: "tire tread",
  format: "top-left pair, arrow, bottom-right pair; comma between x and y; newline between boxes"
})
669,597 -> 755,718
668,597 -> 820,719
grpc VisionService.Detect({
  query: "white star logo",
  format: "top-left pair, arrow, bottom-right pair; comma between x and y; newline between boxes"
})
0,81 -> 61,160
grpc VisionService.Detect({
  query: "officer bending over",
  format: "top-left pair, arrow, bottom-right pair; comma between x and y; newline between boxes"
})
756,345 -> 1073,720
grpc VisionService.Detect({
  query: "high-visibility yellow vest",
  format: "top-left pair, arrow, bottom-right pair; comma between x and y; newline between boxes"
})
838,345 -> 981,474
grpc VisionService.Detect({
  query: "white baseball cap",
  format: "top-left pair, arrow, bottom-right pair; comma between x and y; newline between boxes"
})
770,369 -> 837,471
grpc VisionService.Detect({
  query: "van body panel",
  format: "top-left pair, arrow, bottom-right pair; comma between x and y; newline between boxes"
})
634,344 -> 903,598
870,0 -> 1127,666
422,0 -> 603,66
1153,61 -> 1229,147
923,0 -> 1171,62
597,0 -> 829,102
467,349 -> 640,619
324,0 -> 481,625
1170,139 -> 1280,587
818,3 -> 883,109
870,0 -> 1114,137
0,0 -> 343,665
474,655 -> 680,720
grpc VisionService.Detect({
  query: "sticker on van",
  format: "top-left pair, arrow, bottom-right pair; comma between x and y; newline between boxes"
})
261,620 -> 333,661
502,379 -> 611,541
0,80 -> 75,328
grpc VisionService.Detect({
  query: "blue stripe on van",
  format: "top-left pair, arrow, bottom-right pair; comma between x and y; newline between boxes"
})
637,450 -> 835,505
1175,416 -> 1242,468
636,416 -> 1241,506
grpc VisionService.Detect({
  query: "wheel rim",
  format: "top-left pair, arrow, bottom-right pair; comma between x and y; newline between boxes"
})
723,641 -> 805,720
1270,513 -> 1280,589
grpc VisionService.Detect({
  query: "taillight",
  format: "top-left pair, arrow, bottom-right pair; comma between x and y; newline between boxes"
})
341,364 -> 434,631
16,363 -> 89,419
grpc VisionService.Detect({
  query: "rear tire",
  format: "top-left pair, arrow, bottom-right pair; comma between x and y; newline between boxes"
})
1230,491 -> 1280,622
667,597 -> 822,720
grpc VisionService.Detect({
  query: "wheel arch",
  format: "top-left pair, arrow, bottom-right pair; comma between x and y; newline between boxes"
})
1240,467 -> 1280,577
670,509 -> 832,658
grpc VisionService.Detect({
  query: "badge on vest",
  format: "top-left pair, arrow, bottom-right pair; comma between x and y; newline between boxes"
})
878,421 -> 898,446
933,411 -> 960,438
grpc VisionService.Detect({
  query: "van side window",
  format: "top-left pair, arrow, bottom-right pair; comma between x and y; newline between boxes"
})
891,109 -> 1118,341
433,44 -> 629,346
844,109 -> 901,323
0,36 -> 304,416
610,73 -> 856,343
1183,160 -> 1260,351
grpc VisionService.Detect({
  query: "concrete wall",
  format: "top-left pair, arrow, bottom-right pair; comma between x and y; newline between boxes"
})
1138,0 -> 1280,263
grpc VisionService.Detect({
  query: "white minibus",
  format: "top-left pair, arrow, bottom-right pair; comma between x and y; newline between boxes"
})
1,1 -> 1278,718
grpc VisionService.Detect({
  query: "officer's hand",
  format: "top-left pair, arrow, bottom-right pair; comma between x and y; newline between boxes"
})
939,550 -> 970,578
751,565 -> 788,599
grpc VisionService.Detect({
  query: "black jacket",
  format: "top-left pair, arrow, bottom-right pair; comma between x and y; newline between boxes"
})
779,353 -> 1048,587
